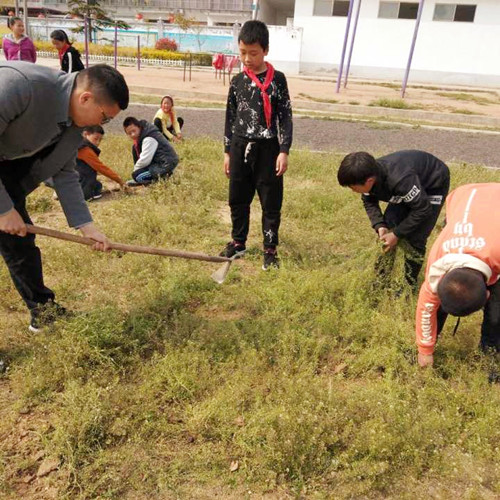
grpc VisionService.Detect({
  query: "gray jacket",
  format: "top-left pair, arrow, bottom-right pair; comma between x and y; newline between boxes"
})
0,61 -> 92,228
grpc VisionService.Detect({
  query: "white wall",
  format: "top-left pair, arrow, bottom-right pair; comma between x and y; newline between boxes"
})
267,25 -> 303,74
291,0 -> 500,85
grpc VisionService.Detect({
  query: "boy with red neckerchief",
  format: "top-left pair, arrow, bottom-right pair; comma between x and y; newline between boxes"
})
221,20 -> 293,270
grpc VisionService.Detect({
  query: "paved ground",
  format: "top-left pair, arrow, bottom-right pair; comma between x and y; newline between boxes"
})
112,104 -> 500,167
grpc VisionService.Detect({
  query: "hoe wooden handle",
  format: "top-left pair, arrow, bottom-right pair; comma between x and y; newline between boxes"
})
25,224 -> 231,264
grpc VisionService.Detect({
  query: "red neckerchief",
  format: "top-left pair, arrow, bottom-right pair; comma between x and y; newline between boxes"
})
244,62 -> 275,129
58,43 -> 71,63
167,109 -> 175,128
133,140 -> 140,157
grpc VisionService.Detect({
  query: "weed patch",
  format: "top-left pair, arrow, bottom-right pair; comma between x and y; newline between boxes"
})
1,138 -> 500,498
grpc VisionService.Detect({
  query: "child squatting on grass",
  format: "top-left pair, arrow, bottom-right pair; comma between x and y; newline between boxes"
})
76,125 -> 126,200
123,117 -> 179,186
153,95 -> 184,143
415,183 -> 500,371
337,150 -> 450,289
221,20 -> 293,271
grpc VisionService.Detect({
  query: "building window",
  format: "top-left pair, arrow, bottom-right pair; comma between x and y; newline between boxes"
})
434,4 -> 476,22
313,0 -> 351,17
379,2 -> 419,19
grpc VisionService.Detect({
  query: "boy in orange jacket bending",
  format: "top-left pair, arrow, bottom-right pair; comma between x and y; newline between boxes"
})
416,183 -> 500,368
76,125 -> 125,200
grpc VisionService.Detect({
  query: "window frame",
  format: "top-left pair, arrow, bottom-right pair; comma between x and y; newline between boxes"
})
433,3 -> 477,23
378,1 -> 420,20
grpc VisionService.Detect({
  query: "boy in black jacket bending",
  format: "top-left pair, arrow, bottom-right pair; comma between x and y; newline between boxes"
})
221,20 -> 293,270
338,150 -> 450,287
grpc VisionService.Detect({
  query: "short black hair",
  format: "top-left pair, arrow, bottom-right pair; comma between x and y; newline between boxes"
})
437,268 -> 488,317
337,152 -> 380,186
122,116 -> 141,129
50,29 -> 71,44
76,64 -> 129,111
238,20 -> 269,51
7,16 -> 22,28
83,125 -> 104,135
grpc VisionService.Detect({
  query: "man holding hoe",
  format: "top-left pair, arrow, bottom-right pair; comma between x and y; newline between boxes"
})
0,61 -> 129,346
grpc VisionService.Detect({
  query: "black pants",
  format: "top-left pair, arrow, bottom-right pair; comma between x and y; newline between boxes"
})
75,162 -> 102,200
0,159 -> 55,313
132,162 -> 173,185
228,136 -> 282,248
381,183 -> 450,287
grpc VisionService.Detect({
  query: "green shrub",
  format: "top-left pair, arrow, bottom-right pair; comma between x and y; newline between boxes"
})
34,40 -> 212,65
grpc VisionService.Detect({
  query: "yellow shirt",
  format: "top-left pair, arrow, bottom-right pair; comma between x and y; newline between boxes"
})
154,108 -> 181,140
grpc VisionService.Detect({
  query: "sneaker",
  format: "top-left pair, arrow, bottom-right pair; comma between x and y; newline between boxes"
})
262,248 -> 280,271
29,301 -> 68,333
219,241 -> 246,259
91,193 -> 103,200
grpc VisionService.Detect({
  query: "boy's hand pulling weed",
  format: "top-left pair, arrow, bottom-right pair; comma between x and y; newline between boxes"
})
80,222 -> 111,252
0,208 -> 27,236
380,231 -> 398,253
418,352 -> 434,368
276,152 -> 288,176
223,153 -> 231,178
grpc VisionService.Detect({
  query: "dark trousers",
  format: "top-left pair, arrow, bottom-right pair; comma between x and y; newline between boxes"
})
228,136 -> 282,248
436,280 -> 500,352
381,183 -> 450,287
75,162 -> 102,200
132,162 -> 173,185
0,159 -> 55,313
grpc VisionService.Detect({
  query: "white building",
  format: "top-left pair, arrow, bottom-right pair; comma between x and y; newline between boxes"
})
260,0 -> 500,86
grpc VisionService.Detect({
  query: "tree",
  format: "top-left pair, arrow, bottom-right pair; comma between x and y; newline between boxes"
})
68,0 -> 130,43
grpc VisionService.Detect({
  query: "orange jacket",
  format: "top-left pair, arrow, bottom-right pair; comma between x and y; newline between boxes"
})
77,146 -> 123,186
416,183 -> 500,355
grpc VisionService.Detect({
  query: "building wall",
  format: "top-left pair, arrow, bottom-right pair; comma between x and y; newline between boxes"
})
291,0 -> 500,85
266,25 -> 303,74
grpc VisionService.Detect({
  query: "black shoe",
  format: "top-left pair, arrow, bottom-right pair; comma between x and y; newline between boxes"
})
125,179 -> 141,187
29,301 -> 68,333
262,249 -> 279,271
220,241 -> 246,259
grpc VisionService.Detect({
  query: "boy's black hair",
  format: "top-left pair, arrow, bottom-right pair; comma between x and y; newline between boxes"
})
337,152 -> 380,186
50,29 -> 71,45
238,20 -> 269,51
122,116 -> 141,129
437,268 -> 488,317
83,125 -> 105,135
7,16 -> 22,28
76,64 -> 129,111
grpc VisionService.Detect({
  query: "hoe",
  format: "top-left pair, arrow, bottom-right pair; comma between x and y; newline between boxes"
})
25,224 -> 234,284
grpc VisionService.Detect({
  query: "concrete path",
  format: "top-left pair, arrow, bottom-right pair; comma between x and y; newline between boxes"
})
111,104 -> 500,168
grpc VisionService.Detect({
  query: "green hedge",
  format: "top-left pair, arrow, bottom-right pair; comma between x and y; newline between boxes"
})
34,41 -> 212,66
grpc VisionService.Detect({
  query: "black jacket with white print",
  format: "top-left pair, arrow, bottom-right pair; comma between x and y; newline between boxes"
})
224,68 -> 293,154
61,46 -> 85,74
362,150 -> 450,238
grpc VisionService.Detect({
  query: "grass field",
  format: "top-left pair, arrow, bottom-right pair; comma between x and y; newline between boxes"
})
1,136 -> 500,499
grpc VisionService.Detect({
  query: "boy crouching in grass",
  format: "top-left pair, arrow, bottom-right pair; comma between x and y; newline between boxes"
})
76,125 -> 125,200
221,20 -> 293,271
123,117 -> 179,186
